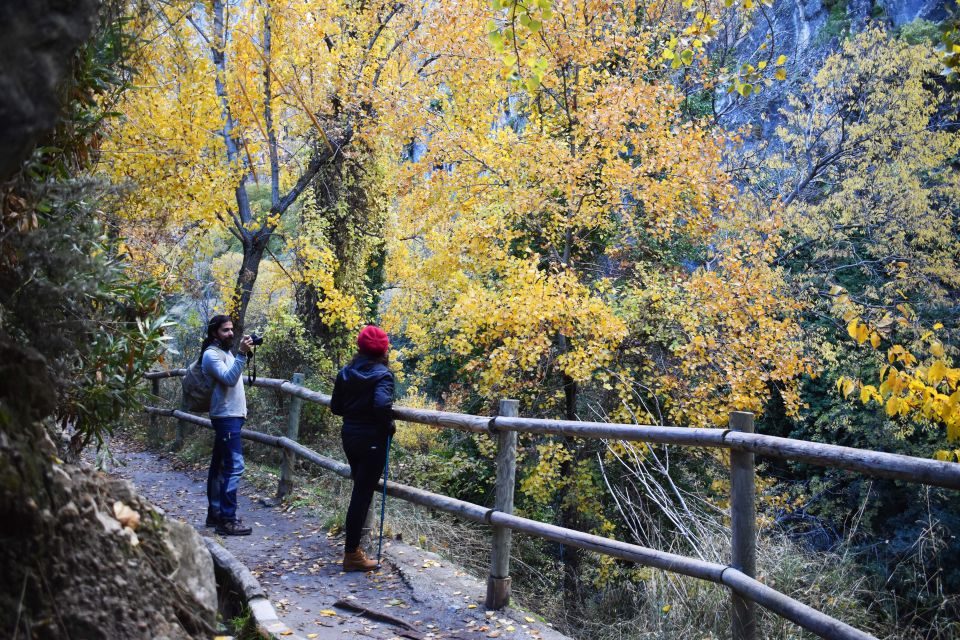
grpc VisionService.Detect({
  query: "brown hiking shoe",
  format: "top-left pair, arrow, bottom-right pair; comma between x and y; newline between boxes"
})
216,519 -> 252,536
343,549 -> 378,572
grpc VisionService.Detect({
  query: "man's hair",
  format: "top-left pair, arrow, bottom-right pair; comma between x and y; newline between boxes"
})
198,314 -> 233,364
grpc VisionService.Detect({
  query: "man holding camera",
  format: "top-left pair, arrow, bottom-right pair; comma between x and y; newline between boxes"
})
201,315 -> 255,536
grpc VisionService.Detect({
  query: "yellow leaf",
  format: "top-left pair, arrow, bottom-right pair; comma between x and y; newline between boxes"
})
319,610 -> 337,617
860,385 -> 877,404
774,68 -> 787,81
662,604 -> 672,613
934,450 -> 951,462
879,375 -> 893,397
934,322 -> 944,330
869,332 -> 880,349
841,378 -> 855,399
928,360 -> 947,385
885,396 -> 900,417
847,319 -> 859,340
875,314 -> 895,330
931,341 -> 945,358
856,324 -> 870,345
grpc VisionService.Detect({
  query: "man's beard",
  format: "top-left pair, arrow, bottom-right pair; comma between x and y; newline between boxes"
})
218,336 -> 234,350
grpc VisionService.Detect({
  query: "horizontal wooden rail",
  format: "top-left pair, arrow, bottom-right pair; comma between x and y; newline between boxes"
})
145,368 -> 188,379
146,369 -> 960,490
145,404 -> 877,640
147,365 -> 960,639
721,431 -> 960,489
490,416 -> 960,490
487,512 -> 874,640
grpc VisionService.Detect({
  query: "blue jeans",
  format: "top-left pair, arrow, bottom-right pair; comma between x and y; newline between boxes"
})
208,417 -> 245,523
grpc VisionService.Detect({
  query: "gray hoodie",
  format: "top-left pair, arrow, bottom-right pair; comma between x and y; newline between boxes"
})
202,346 -> 247,418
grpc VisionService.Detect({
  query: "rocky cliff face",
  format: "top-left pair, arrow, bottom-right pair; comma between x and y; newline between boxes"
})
880,0 -> 950,26
717,0 -> 950,131
0,0 -> 99,181
0,3 -> 219,638
765,0 -> 949,54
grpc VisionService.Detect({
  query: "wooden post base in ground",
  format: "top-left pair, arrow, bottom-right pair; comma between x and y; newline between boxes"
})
486,576 -> 511,609
485,398 -> 518,610
730,411 -> 757,640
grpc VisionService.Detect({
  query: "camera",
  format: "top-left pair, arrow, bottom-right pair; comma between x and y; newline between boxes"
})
250,333 -> 264,346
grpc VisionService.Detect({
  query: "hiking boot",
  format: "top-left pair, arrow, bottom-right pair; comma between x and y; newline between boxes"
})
216,519 -> 252,536
343,549 -> 378,572
205,514 -> 220,528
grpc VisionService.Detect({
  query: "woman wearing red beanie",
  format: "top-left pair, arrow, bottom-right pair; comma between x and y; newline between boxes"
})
330,325 -> 395,571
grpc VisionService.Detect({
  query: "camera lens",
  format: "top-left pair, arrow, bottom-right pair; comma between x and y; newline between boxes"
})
250,333 -> 264,346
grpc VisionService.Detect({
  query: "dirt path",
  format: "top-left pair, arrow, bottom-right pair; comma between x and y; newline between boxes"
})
105,436 -> 567,640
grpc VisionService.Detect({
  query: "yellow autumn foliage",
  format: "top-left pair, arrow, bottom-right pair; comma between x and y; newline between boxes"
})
380,0 -> 808,426
773,29 -> 960,455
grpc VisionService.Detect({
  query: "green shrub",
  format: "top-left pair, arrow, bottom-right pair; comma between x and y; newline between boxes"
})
900,19 -> 941,45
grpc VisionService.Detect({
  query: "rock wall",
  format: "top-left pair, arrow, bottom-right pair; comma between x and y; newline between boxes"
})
717,0 -> 950,131
0,0 -> 99,180
0,338 -> 218,639
0,2 -> 219,638
879,0 -> 951,26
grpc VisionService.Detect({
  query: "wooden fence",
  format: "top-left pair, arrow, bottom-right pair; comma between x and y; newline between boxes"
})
145,370 -> 960,640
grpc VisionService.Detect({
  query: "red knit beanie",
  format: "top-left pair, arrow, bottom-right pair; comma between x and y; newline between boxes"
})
357,325 -> 389,356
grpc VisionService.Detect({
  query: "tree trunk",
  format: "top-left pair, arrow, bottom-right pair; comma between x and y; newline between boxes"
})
230,232 -> 269,340
554,335 -> 583,609
294,140 -> 386,365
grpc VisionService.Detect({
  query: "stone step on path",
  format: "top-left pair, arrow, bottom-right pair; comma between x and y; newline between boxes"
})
106,437 -> 571,640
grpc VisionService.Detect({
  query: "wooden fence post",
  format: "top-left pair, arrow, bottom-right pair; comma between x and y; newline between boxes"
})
277,373 -> 304,500
486,398 -> 518,610
148,377 -> 161,447
172,397 -> 188,452
730,411 -> 757,640
362,501 -> 376,544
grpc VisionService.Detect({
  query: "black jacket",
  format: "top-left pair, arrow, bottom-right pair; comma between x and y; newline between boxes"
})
330,355 -> 395,437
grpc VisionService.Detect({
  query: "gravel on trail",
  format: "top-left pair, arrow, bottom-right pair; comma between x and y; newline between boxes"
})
106,437 -> 570,640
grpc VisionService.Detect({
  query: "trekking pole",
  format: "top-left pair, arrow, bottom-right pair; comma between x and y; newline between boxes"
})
376,435 -> 393,567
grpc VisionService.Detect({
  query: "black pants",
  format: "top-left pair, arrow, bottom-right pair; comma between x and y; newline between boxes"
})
342,431 -> 389,552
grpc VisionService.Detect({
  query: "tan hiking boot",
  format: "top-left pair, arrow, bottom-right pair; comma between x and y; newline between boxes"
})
343,549 -> 378,572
